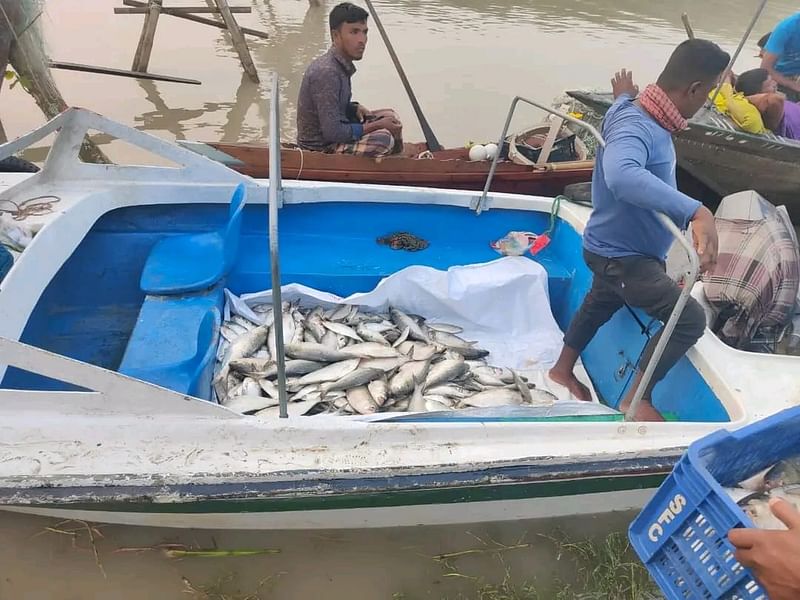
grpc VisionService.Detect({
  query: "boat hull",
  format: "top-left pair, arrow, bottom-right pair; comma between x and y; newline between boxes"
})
2,489 -> 654,529
566,90 -> 800,221
194,142 -> 594,197
0,454 -> 673,529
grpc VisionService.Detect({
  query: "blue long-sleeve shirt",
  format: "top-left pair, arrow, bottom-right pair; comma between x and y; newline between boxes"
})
583,94 -> 701,261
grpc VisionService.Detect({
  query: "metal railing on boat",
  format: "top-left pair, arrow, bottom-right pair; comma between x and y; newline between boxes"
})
268,72 -> 290,418
476,95 -> 700,421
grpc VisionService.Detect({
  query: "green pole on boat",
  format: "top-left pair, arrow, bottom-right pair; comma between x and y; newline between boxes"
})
268,71 -> 290,419
363,0 -> 442,152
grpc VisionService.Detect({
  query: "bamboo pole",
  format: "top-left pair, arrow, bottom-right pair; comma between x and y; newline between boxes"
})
213,0 -> 258,83
132,0 -> 162,72
681,13 -> 695,39
122,0 -> 268,39
49,60 -> 201,85
116,6 -> 251,14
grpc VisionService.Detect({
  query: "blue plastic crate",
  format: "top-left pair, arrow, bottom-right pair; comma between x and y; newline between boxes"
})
629,405 -> 800,600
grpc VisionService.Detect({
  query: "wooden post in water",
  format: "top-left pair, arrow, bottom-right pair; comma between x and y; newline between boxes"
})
119,0 -> 264,81
0,0 -> 108,162
131,0 -> 162,72
213,0 -> 259,83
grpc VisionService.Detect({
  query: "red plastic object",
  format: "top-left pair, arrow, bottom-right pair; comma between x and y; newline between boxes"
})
529,233 -> 551,255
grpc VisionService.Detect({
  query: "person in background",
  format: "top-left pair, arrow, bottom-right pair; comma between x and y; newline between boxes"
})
729,498 -> 800,600
296,3 -> 420,158
548,40 -> 728,421
759,13 -> 800,101
735,68 -> 800,140
710,71 -> 767,135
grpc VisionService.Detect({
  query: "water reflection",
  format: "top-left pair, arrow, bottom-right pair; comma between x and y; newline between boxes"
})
250,0 -> 330,139
7,0 -> 798,154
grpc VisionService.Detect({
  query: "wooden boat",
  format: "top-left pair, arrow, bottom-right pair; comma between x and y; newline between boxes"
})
179,139 -> 594,197
567,90 -> 800,221
0,106 -> 797,531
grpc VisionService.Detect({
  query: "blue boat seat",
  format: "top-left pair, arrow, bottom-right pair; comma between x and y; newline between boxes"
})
140,183 -> 246,295
119,289 -> 223,399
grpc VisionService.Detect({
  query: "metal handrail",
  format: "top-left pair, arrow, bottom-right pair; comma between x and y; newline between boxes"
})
472,95 -> 603,215
624,216 -> 701,421
474,94 -> 702,420
268,72 -> 289,419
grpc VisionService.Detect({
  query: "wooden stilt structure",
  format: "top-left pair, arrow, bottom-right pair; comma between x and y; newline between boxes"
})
122,0 -> 268,39
119,0 -> 264,83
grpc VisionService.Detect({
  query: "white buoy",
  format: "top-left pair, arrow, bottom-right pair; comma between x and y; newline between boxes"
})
484,143 -> 499,160
468,144 -> 487,161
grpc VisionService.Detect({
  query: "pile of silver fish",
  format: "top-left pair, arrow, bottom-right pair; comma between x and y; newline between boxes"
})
725,456 -> 800,529
213,302 -> 557,418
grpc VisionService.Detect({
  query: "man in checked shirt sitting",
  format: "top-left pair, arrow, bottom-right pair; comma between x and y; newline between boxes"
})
296,3 -> 423,158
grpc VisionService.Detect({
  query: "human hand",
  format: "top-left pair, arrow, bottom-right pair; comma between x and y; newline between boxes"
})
690,205 -> 718,274
729,498 -> 800,600
366,115 -> 401,136
612,69 -> 639,99
356,104 -> 371,123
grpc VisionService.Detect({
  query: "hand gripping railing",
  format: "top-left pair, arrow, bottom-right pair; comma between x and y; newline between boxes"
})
268,72 -> 290,419
473,95 -> 701,421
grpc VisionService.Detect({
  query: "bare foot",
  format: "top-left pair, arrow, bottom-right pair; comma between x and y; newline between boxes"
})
548,368 -> 592,401
619,397 -> 665,422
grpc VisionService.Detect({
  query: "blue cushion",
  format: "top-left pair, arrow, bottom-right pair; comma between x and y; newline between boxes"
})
119,289 -> 222,399
140,183 -> 246,295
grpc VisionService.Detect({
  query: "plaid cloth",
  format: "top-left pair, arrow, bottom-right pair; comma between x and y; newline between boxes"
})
703,208 -> 800,349
330,129 -> 395,158
329,109 -> 402,158
639,84 -> 688,132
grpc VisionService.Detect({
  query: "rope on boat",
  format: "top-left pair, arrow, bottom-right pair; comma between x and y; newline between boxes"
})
545,195 -> 562,237
0,194 -> 60,220
294,145 -> 304,180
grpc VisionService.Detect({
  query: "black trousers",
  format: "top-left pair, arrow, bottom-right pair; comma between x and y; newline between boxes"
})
564,250 -> 706,397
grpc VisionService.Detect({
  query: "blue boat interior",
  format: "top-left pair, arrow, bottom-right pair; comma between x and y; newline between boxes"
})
1,193 -> 730,422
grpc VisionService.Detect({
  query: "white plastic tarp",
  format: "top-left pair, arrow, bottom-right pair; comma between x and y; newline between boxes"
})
224,256 -> 565,371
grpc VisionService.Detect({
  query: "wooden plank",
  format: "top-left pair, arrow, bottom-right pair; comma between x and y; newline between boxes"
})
49,60 -> 201,85
213,0 -> 259,83
122,0 -> 268,39
131,0 -> 162,72
115,6 -> 251,14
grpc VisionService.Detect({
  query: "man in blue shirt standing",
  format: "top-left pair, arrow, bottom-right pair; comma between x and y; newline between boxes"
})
760,13 -> 800,101
548,39 -> 729,421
